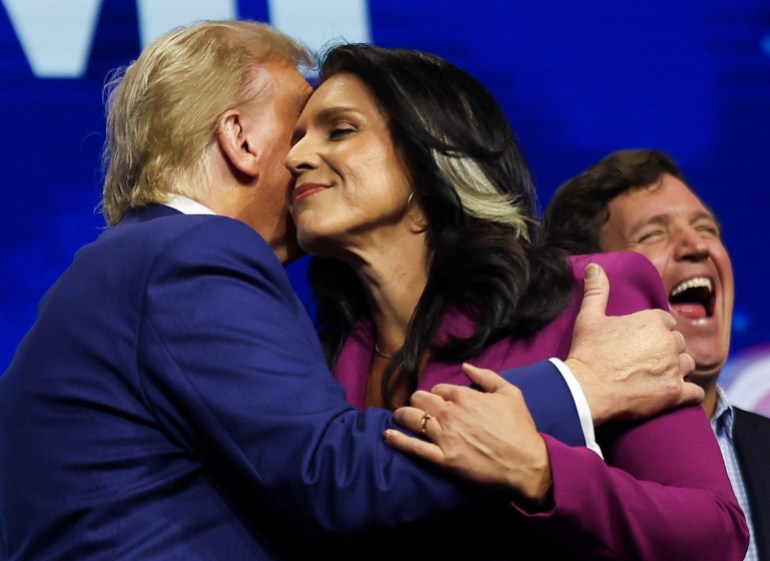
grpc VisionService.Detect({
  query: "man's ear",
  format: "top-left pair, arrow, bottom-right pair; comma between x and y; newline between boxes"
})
216,109 -> 260,178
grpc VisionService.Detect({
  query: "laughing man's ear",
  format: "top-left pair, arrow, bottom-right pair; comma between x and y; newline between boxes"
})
216,109 -> 260,179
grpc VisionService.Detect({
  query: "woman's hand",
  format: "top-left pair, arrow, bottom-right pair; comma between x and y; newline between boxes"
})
384,363 -> 552,505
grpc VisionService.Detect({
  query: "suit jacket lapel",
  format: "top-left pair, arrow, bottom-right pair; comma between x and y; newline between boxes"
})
733,407 -> 770,560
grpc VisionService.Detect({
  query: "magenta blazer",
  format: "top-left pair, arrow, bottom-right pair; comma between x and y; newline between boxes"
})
332,252 -> 748,561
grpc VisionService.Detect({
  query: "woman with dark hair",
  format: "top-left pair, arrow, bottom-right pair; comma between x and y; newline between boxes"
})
285,44 -> 747,560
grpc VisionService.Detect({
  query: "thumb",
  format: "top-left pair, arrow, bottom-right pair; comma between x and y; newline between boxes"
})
461,363 -> 509,393
680,381 -> 706,406
577,263 -> 610,323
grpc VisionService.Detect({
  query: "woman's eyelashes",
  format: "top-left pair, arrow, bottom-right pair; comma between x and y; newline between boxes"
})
328,124 -> 356,140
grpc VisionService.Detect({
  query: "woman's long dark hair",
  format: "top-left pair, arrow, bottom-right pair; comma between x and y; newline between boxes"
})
309,44 -> 573,408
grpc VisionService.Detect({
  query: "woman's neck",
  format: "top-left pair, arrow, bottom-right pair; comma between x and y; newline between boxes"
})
330,226 -> 429,408
358,252 -> 428,410
356,246 -> 429,357
330,223 -> 429,356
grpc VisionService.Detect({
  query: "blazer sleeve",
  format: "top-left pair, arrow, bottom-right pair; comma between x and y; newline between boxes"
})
515,252 -> 749,561
134,218 -> 577,533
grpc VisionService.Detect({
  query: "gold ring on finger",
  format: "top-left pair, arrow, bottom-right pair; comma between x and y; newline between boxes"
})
420,411 -> 433,432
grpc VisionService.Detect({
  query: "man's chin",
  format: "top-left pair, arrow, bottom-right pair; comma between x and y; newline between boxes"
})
278,217 -> 306,265
683,339 -> 727,380
282,241 -> 307,265
690,361 -> 725,381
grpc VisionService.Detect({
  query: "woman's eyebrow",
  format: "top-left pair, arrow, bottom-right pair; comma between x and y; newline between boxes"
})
314,106 -> 363,122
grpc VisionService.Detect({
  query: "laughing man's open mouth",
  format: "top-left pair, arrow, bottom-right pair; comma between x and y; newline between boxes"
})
669,277 -> 714,320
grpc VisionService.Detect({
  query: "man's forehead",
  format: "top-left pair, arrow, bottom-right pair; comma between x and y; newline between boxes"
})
613,182 -> 717,228
296,81 -> 313,114
247,59 -> 311,98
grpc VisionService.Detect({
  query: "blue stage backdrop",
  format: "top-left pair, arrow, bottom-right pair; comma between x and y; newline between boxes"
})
1,0 -> 769,412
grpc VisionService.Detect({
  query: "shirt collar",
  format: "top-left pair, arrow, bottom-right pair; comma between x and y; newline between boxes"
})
711,385 -> 735,439
164,194 -> 216,215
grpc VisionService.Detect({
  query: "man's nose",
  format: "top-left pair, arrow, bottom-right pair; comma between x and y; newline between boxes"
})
675,227 -> 709,262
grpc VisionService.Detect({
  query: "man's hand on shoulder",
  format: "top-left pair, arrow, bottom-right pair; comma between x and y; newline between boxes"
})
567,263 -> 703,425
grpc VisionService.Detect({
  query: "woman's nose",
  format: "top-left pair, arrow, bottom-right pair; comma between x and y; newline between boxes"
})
285,136 -> 317,174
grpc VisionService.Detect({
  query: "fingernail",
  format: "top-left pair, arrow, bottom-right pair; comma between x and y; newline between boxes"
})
585,264 -> 599,279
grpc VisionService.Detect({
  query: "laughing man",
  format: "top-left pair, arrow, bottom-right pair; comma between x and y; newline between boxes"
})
545,148 -> 770,561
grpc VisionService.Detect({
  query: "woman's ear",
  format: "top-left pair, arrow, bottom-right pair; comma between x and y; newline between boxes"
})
216,109 -> 260,178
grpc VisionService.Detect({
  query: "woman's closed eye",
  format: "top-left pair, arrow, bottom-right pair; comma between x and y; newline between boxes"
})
329,125 -> 356,140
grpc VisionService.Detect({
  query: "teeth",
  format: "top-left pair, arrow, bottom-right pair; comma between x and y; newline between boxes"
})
670,277 -> 713,297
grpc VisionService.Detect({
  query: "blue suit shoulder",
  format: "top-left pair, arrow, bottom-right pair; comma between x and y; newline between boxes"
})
101,208 -> 279,266
80,208 -> 296,303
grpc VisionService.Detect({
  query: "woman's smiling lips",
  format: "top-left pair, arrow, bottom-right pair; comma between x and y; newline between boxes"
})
292,183 -> 329,204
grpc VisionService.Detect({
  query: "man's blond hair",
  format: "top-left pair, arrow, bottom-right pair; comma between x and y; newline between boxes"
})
101,20 -> 312,225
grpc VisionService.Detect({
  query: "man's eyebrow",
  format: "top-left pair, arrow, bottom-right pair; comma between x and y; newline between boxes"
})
693,209 -> 723,234
627,209 -> 720,235
623,214 -> 667,238
692,209 -> 718,222
630,214 -> 668,229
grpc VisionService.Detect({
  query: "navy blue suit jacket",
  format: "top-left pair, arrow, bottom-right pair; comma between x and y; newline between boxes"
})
0,206 -> 583,560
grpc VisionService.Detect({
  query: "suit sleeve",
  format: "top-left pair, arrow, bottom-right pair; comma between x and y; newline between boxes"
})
501,361 -> 586,446
134,218 -> 578,533
515,252 -> 749,561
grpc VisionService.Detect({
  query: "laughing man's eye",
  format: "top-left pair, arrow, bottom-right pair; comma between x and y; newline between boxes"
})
637,230 -> 665,244
696,223 -> 720,237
